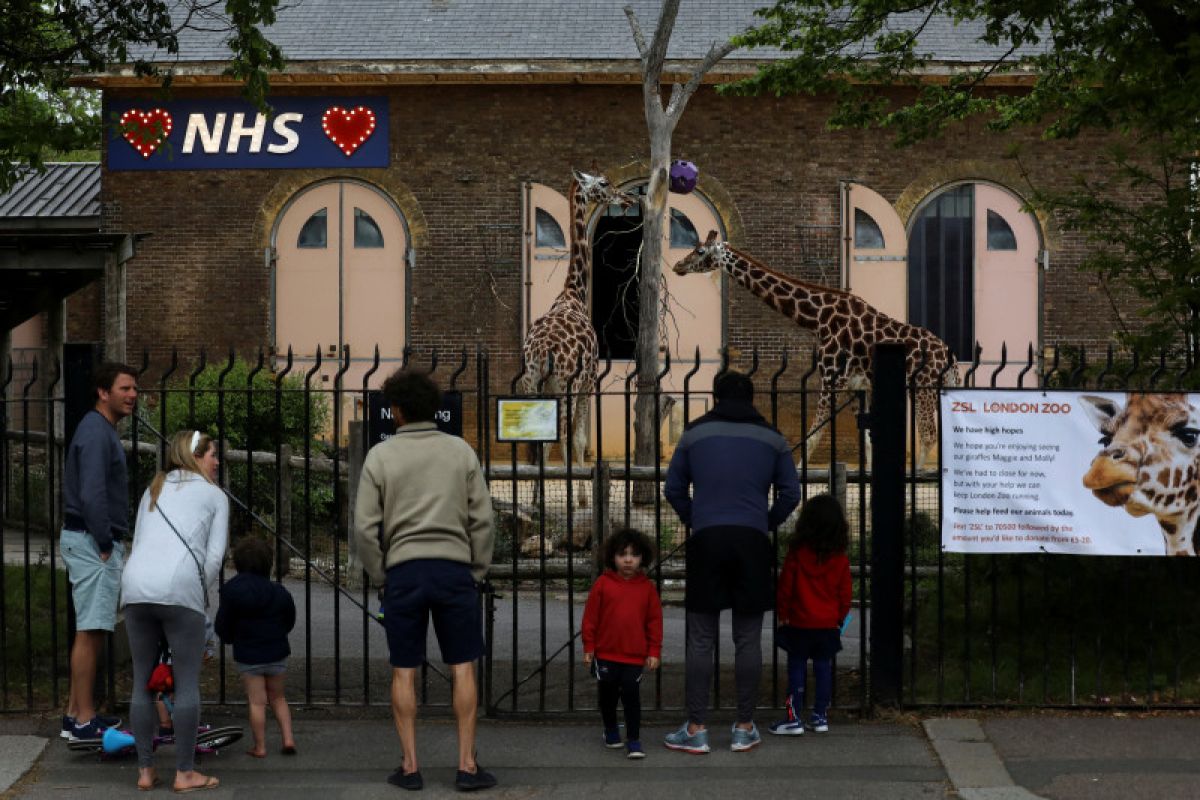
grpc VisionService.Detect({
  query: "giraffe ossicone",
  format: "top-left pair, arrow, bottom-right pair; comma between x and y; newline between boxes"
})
672,230 -> 961,468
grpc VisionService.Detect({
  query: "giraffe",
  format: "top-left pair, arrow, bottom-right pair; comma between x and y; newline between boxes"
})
1080,393 -> 1200,556
672,230 -> 961,467
520,168 -> 636,467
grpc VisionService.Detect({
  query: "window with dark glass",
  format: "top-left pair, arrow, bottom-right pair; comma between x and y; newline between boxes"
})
535,209 -> 565,247
854,208 -> 885,249
908,184 -> 974,360
670,209 -> 699,247
353,208 -> 384,248
297,208 -> 328,248
986,209 -> 1017,251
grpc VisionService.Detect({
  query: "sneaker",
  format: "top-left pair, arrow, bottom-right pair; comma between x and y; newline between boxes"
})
386,767 -> 423,791
94,714 -> 121,729
808,714 -> 829,733
663,722 -> 710,754
626,740 -> 646,759
767,718 -> 805,736
69,718 -> 110,741
730,722 -> 762,752
604,728 -> 624,749
60,715 -> 75,740
454,764 -> 498,791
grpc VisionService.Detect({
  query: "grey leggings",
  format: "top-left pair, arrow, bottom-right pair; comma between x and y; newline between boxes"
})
685,609 -> 763,726
124,603 -> 207,771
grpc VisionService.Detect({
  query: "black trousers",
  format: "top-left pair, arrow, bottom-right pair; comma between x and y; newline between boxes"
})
594,658 -> 643,741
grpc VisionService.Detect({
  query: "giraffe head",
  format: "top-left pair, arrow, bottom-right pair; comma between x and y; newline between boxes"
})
672,230 -> 726,275
1081,393 -> 1200,521
571,168 -> 636,209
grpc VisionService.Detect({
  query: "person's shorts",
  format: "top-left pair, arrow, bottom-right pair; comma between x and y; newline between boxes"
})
60,529 -> 124,632
235,660 -> 288,677
383,559 -> 483,668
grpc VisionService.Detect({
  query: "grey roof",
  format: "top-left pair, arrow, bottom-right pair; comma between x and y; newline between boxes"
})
119,0 -> 1042,70
0,163 -> 100,228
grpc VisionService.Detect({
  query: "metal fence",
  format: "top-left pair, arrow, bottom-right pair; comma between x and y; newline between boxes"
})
4,341 -> 1198,716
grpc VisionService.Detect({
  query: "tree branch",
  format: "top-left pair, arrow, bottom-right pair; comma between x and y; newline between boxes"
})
622,4 -> 648,59
666,36 -> 738,121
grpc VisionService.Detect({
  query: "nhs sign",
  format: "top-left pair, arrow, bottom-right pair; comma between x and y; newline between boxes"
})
105,96 -> 389,171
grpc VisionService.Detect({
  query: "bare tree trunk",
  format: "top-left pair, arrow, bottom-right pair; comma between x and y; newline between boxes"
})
624,1 -> 736,503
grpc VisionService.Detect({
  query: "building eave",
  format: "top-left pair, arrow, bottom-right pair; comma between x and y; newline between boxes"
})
72,59 -> 1039,89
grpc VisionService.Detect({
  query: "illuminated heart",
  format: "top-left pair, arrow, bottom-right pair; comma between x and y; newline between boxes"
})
119,108 -> 173,159
321,106 -> 377,156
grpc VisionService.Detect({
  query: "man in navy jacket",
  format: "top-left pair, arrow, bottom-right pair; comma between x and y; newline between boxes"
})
663,371 -> 800,754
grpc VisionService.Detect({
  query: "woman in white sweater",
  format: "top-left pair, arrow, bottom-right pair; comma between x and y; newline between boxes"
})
121,430 -> 227,793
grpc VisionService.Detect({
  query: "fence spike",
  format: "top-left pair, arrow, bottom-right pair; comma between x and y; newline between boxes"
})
1016,342 -> 1035,388
989,342 -> 1008,387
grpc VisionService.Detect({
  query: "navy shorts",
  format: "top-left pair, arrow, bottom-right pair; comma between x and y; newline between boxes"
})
384,559 -> 483,668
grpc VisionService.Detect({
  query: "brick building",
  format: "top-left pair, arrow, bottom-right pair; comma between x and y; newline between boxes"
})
3,1 -> 1131,449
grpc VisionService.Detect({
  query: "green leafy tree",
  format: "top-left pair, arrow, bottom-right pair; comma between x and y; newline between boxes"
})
0,0 -> 283,191
727,0 -> 1200,358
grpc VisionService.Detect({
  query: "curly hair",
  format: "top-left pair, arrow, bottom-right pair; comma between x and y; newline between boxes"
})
603,527 -> 655,572
381,368 -> 441,423
788,493 -> 849,561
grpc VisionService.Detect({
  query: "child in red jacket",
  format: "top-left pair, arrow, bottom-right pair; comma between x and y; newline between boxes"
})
769,494 -> 852,736
582,528 -> 663,759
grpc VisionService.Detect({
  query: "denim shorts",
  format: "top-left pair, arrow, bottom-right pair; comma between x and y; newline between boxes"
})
383,559 -> 482,668
60,529 -> 124,632
235,660 -> 288,677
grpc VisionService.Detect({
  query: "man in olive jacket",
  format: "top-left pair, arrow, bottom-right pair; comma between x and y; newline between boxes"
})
353,368 -> 495,791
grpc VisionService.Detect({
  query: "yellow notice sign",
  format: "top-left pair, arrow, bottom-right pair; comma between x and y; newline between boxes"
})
496,398 -> 559,442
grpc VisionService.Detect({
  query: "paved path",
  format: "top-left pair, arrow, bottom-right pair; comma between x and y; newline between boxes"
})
3,716 -> 947,799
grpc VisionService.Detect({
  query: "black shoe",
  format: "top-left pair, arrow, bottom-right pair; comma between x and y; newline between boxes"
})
454,765 -> 497,792
387,767 -> 423,791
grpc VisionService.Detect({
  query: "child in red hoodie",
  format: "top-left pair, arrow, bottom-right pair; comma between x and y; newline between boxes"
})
769,494 -> 852,736
582,528 -> 663,759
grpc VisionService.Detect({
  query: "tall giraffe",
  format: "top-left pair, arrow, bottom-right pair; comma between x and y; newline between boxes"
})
672,230 -> 960,466
1081,392 -> 1200,556
521,169 -> 635,465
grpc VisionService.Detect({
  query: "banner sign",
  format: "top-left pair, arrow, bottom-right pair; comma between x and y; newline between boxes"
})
105,96 -> 389,171
941,389 -> 1191,556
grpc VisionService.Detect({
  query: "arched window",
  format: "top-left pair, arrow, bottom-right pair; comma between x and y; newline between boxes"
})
535,208 -> 565,247
986,209 -> 1017,250
854,208 -> 885,249
353,208 -> 384,248
670,209 -> 699,247
297,208 -> 327,248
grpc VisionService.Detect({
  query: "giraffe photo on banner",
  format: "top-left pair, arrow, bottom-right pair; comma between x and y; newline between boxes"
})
940,390 -> 1200,556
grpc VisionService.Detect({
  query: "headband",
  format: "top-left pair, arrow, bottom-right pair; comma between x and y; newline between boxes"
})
190,430 -> 201,454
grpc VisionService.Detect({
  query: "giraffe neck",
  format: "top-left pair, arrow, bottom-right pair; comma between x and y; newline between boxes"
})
718,246 -> 836,328
1159,504 -> 1200,556
563,179 -> 590,301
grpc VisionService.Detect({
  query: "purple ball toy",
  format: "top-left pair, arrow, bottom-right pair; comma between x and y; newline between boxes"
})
669,159 -> 699,194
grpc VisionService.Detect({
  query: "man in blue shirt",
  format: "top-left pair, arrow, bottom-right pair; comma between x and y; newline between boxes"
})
663,371 -> 800,754
60,362 -> 138,741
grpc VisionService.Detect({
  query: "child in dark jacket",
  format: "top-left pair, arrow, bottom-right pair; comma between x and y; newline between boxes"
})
215,537 -> 297,758
581,528 -> 663,760
769,494 -> 852,736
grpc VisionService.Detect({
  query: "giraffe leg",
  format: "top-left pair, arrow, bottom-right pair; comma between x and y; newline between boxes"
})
572,393 -> 591,510
913,388 -> 938,472
803,389 -> 833,467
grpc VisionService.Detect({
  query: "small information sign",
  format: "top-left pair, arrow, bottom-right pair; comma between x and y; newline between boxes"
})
495,398 -> 559,443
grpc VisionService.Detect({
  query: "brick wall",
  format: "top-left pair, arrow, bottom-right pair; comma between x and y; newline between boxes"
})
101,83 -> 1126,379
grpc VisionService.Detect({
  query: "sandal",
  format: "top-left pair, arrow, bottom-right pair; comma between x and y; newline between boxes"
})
173,776 -> 220,793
